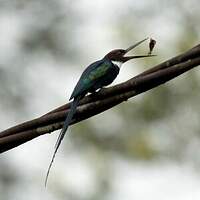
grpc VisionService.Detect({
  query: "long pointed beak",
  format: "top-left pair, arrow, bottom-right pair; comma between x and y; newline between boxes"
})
124,54 -> 156,62
127,54 -> 156,59
125,38 -> 149,53
122,38 -> 156,62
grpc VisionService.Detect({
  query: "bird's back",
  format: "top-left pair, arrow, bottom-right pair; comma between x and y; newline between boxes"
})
70,58 -> 119,100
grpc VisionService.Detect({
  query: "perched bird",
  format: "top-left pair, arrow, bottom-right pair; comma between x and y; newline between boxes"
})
45,38 -> 155,186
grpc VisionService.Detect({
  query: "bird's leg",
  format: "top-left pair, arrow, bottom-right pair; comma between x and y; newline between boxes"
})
97,87 -> 106,93
89,87 -> 105,98
89,89 -> 98,98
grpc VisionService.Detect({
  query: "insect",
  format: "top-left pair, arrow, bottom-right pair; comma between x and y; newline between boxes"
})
148,38 -> 156,55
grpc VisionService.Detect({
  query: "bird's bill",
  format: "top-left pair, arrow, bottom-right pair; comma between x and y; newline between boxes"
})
123,54 -> 156,62
123,38 -> 156,62
125,38 -> 149,53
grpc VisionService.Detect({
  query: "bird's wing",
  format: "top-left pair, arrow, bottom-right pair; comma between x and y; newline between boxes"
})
70,59 -> 111,99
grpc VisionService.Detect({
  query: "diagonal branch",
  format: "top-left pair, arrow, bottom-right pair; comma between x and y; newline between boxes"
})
0,43 -> 200,153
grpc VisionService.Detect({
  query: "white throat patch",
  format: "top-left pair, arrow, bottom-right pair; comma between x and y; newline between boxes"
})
111,61 -> 123,69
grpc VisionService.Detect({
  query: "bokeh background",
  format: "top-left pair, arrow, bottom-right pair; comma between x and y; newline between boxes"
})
1,0 -> 200,200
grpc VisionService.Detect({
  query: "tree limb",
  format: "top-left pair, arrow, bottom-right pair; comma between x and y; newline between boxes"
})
0,43 -> 200,153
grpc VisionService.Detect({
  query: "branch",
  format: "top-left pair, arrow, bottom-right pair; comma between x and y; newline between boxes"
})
0,43 -> 200,153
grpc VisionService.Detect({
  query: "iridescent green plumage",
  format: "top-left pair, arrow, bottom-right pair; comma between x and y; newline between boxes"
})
70,58 -> 119,100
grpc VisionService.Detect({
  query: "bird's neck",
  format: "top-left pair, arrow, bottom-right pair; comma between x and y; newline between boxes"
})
111,60 -> 123,69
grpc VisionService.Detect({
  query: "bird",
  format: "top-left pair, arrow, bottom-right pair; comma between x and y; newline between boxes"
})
45,37 -> 155,186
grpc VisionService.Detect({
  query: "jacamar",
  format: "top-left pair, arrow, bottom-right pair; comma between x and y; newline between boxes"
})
45,38 -> 155,185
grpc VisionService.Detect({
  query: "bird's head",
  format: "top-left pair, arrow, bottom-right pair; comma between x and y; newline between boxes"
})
104,38 -> 155,65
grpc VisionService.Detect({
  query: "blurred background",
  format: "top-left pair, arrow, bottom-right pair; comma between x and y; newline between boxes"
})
0,0 -> 200,199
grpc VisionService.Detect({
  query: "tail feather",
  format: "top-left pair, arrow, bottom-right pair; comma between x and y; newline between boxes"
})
45,96 -> 81,186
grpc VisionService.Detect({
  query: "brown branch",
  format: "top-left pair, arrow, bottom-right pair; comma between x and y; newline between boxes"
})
0,43 -> 200,153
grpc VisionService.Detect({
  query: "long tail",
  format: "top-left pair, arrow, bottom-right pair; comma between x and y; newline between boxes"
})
45,96 -> 81,186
